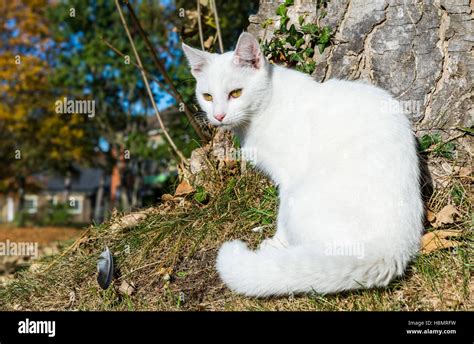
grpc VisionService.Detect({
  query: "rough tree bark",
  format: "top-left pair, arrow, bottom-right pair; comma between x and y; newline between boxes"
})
187,0 -> 472,188
248,0 -> 473,130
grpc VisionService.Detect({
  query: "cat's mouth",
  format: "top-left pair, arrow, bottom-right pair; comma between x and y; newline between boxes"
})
216,121 -> 241,130
209,118 -> 236,129
214,122 -> 231,129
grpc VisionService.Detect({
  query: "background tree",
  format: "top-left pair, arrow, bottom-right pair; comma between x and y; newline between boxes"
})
43,0 -> 259,211
0,0 -> 95,210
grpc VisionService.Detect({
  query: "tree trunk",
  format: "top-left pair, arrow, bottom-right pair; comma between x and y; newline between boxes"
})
131,161 -> 142,210
94,173 -> 105,222
248,0 -> 473,129
17,175 -> 25,211
63,170 -> 72,204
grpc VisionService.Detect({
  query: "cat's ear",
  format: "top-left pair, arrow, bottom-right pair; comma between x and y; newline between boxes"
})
233,32 -> 264,70
182,43 -> 212,77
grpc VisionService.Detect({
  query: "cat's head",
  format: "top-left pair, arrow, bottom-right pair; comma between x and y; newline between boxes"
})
182,32 -> 270,129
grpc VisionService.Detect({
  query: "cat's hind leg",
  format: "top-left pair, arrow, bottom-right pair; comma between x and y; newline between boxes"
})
259,202 -> 290,249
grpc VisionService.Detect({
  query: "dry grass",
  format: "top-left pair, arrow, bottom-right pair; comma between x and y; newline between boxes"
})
0,132 -> 472,311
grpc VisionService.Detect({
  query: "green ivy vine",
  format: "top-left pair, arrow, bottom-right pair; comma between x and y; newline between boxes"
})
261,0 -> 332,74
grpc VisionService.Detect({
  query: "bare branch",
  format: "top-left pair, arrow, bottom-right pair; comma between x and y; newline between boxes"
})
101,37 -> 171,93
210,0 -> 224,53
124,1 -> 210,142
114,0 -> 187,164
197,0 -> 205,50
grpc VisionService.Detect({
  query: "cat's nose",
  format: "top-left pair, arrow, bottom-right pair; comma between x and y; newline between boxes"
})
214,113 -> 226,122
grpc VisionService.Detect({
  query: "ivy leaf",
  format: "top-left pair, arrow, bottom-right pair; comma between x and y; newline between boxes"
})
289,24 -> 297,36
280,17 -> 289,32
318,43 -> 327,54
305,47 -> 314,56
276,4 -> 287,17
301,23 -> 319,35
194,186 -> 209,204
435,142 -> 456,159
419,134 -> 441,151
290,52 -> 304,62
319,26 -> 331,44
287,35 -> 296,46
295,38 -> 305,49
305,61 -> 316,74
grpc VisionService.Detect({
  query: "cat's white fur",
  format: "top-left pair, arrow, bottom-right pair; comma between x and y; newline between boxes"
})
183,32 -> 423,297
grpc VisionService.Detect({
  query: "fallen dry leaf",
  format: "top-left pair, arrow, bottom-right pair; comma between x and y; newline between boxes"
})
421,230 -> 463,254
156,267 -> 173,276
459,166 -> 472,178
110,211 -> 149,231
118,280 -> 135,296
174,179 -> 194,196
433,204 -> 460,228
161,193 -> 175,202
426,209 -> 436,223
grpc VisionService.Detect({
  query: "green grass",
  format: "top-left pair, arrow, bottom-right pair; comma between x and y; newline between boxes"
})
0,154 -> 472,311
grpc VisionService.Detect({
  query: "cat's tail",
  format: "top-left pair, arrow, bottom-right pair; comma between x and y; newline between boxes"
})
216,240 -> 412,297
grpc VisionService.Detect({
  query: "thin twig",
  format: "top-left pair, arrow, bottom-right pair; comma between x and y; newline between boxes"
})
416,127 -> 473,133
196,0 -> 205,50
124,1 -> 210,142
115,0 -> 187,164
210,0 -> 224,53
101,37 -> 171,93
102,38 -> 209,137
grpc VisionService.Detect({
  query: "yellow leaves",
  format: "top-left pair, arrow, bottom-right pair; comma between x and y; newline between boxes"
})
421,230 -> 463,254
1,0 -> 93,174
37,114 -> 91,163
2,0 -> 51,46
49,150 -> 60,161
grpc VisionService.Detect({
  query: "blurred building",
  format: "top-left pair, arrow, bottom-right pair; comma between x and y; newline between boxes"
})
0,168 -> 110,225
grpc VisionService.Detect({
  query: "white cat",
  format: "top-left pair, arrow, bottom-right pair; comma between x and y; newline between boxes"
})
183,32 -> 423,297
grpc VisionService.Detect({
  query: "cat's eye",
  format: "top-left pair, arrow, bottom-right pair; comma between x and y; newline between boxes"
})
203,93 -> 213,101
229,89 -> 242,99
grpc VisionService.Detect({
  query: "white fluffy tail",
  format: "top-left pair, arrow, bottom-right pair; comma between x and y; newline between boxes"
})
216,240 -> 410,297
